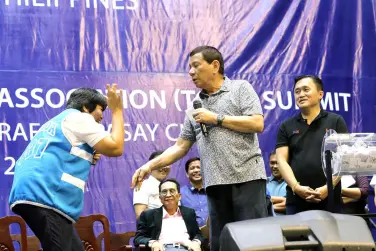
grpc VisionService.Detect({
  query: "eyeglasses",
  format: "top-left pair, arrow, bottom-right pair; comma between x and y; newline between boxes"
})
160,189 -> 178,197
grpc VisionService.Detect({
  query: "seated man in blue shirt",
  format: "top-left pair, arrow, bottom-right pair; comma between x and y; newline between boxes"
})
180,157 -> 209,227
267,151 -> 287,215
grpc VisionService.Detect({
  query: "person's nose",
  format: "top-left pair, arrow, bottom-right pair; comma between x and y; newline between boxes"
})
189,67 -> 195,76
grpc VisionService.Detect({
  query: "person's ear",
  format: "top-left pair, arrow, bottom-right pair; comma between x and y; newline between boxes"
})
211,60 -> 220,74
318,90 -> 324,100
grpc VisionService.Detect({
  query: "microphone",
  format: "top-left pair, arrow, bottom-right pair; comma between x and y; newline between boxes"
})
193,100 -> 208,137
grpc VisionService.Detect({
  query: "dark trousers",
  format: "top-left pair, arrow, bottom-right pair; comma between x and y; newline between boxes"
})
286,204 -> 299,215
13,204 -> 84,251
206,179 -> 268,251
266,195 -> 275,217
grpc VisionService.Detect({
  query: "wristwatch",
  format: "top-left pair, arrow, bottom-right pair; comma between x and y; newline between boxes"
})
216,114 -> 225,126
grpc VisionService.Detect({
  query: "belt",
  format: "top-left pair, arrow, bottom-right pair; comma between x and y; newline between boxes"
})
164,243 -> 188,250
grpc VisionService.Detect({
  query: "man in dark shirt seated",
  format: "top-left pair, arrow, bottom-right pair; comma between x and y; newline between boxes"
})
180,157 -> 209,227
134,178 -> 204,251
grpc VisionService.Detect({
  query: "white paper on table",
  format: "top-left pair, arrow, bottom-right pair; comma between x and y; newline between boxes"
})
341,175 -> 356,188
370,175 -> 376,186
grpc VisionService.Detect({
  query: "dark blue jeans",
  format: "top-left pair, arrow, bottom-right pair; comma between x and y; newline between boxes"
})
286,204 -> 298,215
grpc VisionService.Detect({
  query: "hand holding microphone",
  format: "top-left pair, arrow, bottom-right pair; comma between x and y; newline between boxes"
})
192,100 -> 218,137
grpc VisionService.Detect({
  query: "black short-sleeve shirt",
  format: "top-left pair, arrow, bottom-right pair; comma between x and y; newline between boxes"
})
276,110 -> 348,210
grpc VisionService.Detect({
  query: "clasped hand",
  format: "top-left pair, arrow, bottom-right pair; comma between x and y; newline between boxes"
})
294,184 -> 328,203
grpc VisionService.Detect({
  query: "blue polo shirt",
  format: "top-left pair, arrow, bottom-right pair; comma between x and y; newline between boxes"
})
180,185 -> 209,227
267,176 -> 287,216
267,176 -> 287,198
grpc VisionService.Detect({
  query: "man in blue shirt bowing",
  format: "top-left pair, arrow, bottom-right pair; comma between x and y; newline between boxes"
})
9,84 -> 124,251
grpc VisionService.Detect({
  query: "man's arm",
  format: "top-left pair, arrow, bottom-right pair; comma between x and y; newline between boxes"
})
341,188 -> 361,200
343,196 -> 358,204
94,84 -> 124,157
66,84 -> 124,157
193,81 -> 264,134
273,203 -> 286,213
220,114 -> 264,133
133,179 -> 151,219
314,176 -> 343,200
132,111 -> 196,189
94,109 -> 124,156
342,176 -> 368,200
271,196 -> 286,213
276,146 -> 320,202
132,137 -> 193,189
270,196 -> 285,204
134,204 -> 148,219
148,137 -> 194,171
192,109 -> 263,133
225,81 -> 264,133
276,147 -> 298,189
191,210 -> 205,246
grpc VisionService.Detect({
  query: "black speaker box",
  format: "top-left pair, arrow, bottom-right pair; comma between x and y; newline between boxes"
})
220,210 -> 375,251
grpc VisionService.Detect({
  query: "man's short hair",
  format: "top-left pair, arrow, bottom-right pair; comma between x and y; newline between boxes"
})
269,150 -> 276,158
159,178 -> 181,193
294,75 -> 323,91
185,157 -> 200,173
149,150 -> 164,161
66,88 -> 107,113
189,46 -> 224,75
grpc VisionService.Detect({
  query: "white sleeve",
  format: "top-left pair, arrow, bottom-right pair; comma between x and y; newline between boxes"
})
133,183 -> 149,205
370,175 -> 376,186
62,112 -> 109,147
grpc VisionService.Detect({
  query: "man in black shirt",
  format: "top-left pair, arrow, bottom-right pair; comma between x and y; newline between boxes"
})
276,75 -> 348,214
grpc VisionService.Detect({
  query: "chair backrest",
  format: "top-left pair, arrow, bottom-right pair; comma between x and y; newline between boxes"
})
135,245 -> 147,251
204,216 -> 210,240
204,216 -> 211,251
200,225 -> 209,240
75,214 -> 111,251
96,232 -> 135,251
0,216 -> 28,251
11,235 -> 41,251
